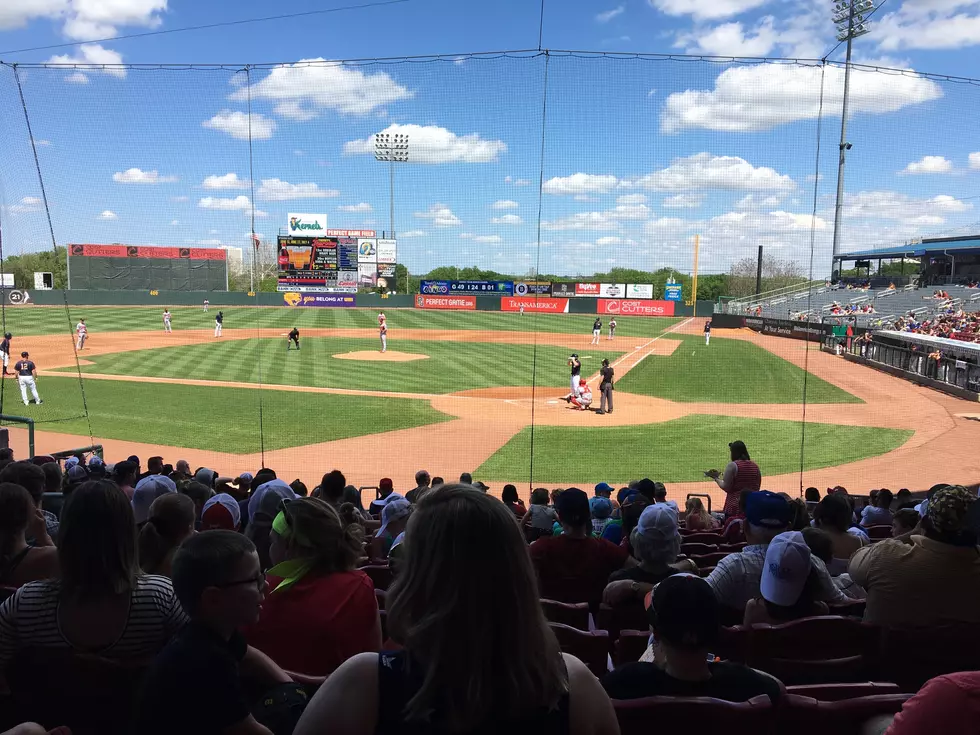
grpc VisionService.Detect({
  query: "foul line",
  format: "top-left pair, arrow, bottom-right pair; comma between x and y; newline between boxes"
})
586,317 -> 694,384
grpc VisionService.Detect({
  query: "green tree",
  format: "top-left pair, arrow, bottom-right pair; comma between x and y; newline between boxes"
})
1,246 -> 68,289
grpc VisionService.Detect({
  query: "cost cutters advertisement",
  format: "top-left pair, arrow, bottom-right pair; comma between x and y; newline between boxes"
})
598,299 -> 675,316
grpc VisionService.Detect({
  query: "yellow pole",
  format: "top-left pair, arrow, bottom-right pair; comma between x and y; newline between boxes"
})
690,234 -> 700,315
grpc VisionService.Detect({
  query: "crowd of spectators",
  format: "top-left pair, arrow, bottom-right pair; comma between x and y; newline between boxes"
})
894,307 -> 980,343
0,446 -> 976,734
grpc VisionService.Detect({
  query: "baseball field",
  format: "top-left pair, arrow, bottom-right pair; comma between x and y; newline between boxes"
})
2,304 -> 976,505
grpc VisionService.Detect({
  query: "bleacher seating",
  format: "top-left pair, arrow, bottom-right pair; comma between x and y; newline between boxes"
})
540,599 -> 591,630
613,695 -> 774,735
780,693 -> 911,735
548,623 -> 610,678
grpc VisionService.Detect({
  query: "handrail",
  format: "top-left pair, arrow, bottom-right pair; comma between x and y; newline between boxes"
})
726,279 -> 826,310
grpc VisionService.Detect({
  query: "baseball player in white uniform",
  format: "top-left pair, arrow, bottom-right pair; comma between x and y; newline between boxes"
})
608,318 -> 617,340
203,299 -> 209,312
14,351 -> 41,406
379,311 -> 388,353
519,303 -> 525,316
75,320 -> 87,350
163,309 -> 172,334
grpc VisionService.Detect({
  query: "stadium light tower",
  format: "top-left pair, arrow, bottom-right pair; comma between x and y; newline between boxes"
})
374,132 -> 409,238
830,0 -> 874,269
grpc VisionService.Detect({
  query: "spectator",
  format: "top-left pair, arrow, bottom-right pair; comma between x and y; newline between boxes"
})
40,462 -> 61,496
786,496 -> 810,531
892,508 -> 920,537
590,497 -> 613,537
620,478 -> 657,542
112,460 -> 138,500
243,498 -> 381,676
801,527 -> 834,567
137,531 -> 292,735
193,468 -> 217,490
520,487 -> 558,543
684,496 -> 718,531
743,531 -> 829,625
861,489 -> 894,527
430,476 -> 444,488
804,487 -> 821,504
530,487 -> 628,605
293,485 -> 618,735
317,470 -> 346,509
371,498 -> 411,561
849,485 -> 980,628
63,465 -> 88,496
87,456 -> 107,480
812,494 -> 867,575
201,493 -> 243,531
472,481 -> 490,494
501,484 -> 527,518
459,472 -> 472,485
175,459 -> 191,477
143,456 -> 164,479
602,575 -> 782,702
0,481 -> 188,680
179,480 -> 213,524
721,489 -> 751,543
705,440 -> 762,518
0,461 -> 58,543
894,488 -> 914,510
652,482 -> 679,512
342,485 -> 371,522
367,478 -> 400,516
138,493 -> 197,578
0,482 -> 59,585
879,671 -> 980,735
406,470 -> 430,504
127,455 -> 141,476
607,503 -> 695,590
131,475 -> 178,526
246,479 -> 298,571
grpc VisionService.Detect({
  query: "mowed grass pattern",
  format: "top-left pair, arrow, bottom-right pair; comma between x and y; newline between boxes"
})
476,415 -> 912,484
4,377 -> 449,452
618,335 -> 860,404
56,338 -> 625,394
8,305 -> 679,338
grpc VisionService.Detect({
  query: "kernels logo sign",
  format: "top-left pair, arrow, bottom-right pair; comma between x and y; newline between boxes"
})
287,213 -> 327,235
283,292 -> 303,307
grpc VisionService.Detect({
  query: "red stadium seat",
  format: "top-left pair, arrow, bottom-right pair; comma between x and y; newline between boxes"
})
697,565 -> 715,578
780,693 -> 911,735
679,532 -> 725,544
613,694 -> 774,735
540,599 -> 591,630
613,630 -> 650,666
826,599 -> 866,618
680,542 -> 718,556
865,525 -> 892,540
689,551 -> 732,567
595,603 -> 648,643
877,624 -> 980,691
785,682 -> 901,701
720,542 -> 747,552
548,623 -> 610,678
358,564 -> 393,591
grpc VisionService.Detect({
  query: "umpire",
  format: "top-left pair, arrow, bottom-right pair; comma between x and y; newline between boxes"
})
597,358 -> 614,415
287,327 -> 300,351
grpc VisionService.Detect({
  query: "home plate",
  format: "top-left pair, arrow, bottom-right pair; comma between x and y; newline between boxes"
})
547,400 -> 559,404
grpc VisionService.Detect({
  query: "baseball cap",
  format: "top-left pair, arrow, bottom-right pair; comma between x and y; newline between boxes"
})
88,455 -> 104,468
194,468 -> 217,487
472,481 -> 489,492
379,478 -> 394,491
926,486 -> 979,542
594,483 -> 613,497
554,487 -> 590,523
760,531 -> 812,607
248,479 -> 297,523
66,465 -> 88,483
64,456 -> 79,469
634,478 -> 657,500
634,503 -> 680,551
132,475 -> 178,524
745,491 -> 792,530
590,496 -> 613,520
201,493 -> 242,531
643,574 -> 719,649
378,498 -> 411,538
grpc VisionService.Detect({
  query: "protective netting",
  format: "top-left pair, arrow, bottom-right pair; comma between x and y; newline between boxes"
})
0,52 -> 977,500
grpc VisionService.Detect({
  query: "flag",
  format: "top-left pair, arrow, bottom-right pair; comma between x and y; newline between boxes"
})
251,234 -> 261,251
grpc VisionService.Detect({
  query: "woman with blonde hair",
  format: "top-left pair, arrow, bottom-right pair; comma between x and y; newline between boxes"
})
137,493 -> 196,577
243,497 -> 380,677
294,484 -> 619,735
684,496 -> 718,531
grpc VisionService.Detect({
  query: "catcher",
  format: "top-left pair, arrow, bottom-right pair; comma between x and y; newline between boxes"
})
563,376 -> 593,411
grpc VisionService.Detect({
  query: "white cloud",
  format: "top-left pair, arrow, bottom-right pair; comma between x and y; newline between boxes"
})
338,202 -> 373,212
0,0 -> 67,31
637,153 -> 794,192
59,0 -> 166,41
970,152 -> 980,170
170,219 -> 179,226
198,196 -> 267,217
617,193 -> 648,205
112,168 -> 177,184
474,235 -> 502,243
596,236 -> 638,246
7,196 -> 43,214
97,210 -> 118,220
837,190 -> 972,224
47,44 -> 126,79
66,72 -> 90,84
202,110 -> 276,141
543,173 -> 620,195
542,211 -> 622,232
459,233 -> 473,239
36,140 -> 51,146
901,155 -> 953,174
414,203 -> 461,226
196,239 -> 223,246
493,199 -> 520,209
202,173 -> 248,190
735,193 -> 786,209
399,230 -> 427,237
876,5 -> 980,50
491,214 -> 523,225
679,18 -> 778,56
596,5 -> 625,22
256,178 -> 339,201
662,193 -> 703,208
662,63 -> 943,133
344,124 -> 506,164
648,0 -> 769,21
608,203 -> 651,220
232,59 -> 412,119
505,176 -> 532,186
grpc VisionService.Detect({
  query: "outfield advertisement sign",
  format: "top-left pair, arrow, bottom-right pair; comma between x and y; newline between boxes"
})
598,283 -> 626,298
627,284 -> 654,299
664,284 -> 683,301
282,293 -> 355,307
598,299 -> 675,316
514,281 -> 552,296
415,294 -> 477,310
500,297 -> 570,313
286,213 -> 328,236
550,283 -> 576,297
377,239 -> 397,264
419,280 -> 513,295
575,283 -> 601,296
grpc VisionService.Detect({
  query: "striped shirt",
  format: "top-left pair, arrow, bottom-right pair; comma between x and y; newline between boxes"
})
0,575 -> 188,669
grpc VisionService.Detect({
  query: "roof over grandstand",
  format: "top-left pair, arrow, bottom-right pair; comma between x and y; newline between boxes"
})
836,235 -> 980,261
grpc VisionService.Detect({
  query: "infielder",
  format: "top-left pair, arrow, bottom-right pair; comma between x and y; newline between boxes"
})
14,351 -> 41,406
287,327 -> 300,350
75,319 -> 87,350
568,353 -> 581,395
379,312 -> 388,353
203,299 -> 209,312
163,309 -> 172,334
214,311 -> 223,338
704,319 -> 711,346
591,317 -> 602,345
0,332 -> 11,376
608,318 -> 617,340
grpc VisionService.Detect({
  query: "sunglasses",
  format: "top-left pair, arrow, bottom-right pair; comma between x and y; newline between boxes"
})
213,572 -> 265,590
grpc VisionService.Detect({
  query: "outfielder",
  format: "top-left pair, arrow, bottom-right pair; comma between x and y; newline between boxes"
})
565,376 -> 593,411
608,318 -> 617,340
203,299 -> 209,312
704,319 -> 711,346
214,311 -> 223,338
591,317 -> 602,345
287,327 -> 300,350
163,309 -> 172,334
14,351 -> 41,406
519,303 -> 525,316
379,312 -> 388,353
0,332 -> 11,376
568,353 -> 581,395
75,319 -> 87,350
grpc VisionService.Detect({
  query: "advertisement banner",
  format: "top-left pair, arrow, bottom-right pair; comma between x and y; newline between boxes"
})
282,292 -> 356,307
377,262 -> 396,278
336,271 -> 358,288
744,316 -> 836,342
377,239 -> 397,264
276,283 -> 354,293
626,284 -> 654,299
358,263 -> 378,287
664,284 -> 683,302
598,283 -> 627,298
598,299 -> 675,317
514,281 -> 552,296
415,294 -> 477,310
420,280 -> 452,294
501,297 -> 569,313
287,213 -> 328,236
357,238 -> 377,263
324,229 -> 375,238
575,283 -> 601,297
69,244 -> 226,260
551,282 -> 576,297
338,238 -> 358,269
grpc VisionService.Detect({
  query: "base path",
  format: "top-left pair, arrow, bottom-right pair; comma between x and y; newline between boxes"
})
7,318 -> 979,505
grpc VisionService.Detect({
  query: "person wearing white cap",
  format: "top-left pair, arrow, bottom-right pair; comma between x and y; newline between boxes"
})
607,503 -> 697,592
131,474 -> 177,525
371,498 -> 411,560
743,531 -> 829,625
201,493 -> 243,531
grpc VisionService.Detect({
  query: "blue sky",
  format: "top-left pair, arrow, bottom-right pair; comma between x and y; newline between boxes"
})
1,0 -> 980,277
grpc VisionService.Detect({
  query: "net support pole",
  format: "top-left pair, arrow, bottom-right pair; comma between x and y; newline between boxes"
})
755,245 -> 764,297
0,415 -> 35,458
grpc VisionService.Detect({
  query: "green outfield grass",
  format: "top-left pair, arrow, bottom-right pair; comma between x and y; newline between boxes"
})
475,415 -> 911,484
54,338 -> 627,394
6,305 -> 679,338
3,376 -> 449,452
617,335 -> 860,404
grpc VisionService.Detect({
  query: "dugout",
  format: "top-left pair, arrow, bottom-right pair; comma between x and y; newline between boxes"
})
67,244 -> 228,291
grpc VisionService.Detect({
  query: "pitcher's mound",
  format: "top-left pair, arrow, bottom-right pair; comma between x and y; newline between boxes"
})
333,351 -> 429,362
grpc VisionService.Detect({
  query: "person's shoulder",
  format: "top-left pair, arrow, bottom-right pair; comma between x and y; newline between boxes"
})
601,660 -> 661,698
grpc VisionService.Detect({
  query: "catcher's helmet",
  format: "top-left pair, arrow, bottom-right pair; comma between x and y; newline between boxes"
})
3,332 -> 10,339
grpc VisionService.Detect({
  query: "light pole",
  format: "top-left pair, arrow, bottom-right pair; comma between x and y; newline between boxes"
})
830,0 -> 873,272
374,133 -> 409,238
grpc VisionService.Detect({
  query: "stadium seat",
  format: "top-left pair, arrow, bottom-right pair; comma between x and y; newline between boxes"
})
679,532 -> 725,544
358,564 -> 393,591
548,623 -> 610,678
613,630 -> 650,666
865,525 -> 893,540
785,682 -> 901,701
720,542 -> 747,552
826,599 -> 867,618
679,542 -> 718,556
613,694 -> 774,735
780,693 -> 911,735
41,492 -> 64,520
877,624 -> 980,690
540,599 -> 591,630
689,551 -> 732,567
697,565 -> 716,578
595,603 -> 648,642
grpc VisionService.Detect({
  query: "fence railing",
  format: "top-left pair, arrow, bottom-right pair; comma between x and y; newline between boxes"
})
725,280 -> 827,313
833,337 -> 980,394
